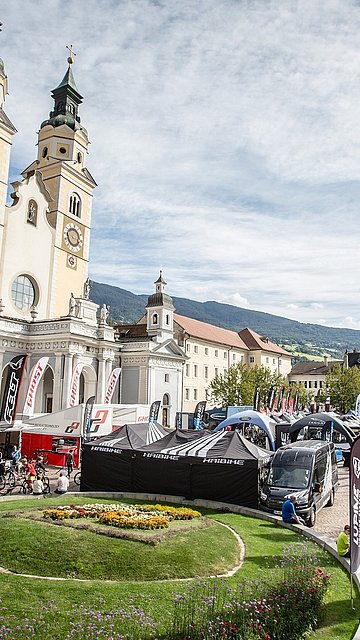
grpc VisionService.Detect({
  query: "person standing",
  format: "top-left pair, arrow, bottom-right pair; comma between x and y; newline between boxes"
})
66,451 -> 74,478
337,525 -> 351,558
281,495 -> 305,525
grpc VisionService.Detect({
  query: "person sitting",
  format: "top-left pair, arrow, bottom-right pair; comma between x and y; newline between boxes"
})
281,495 -> 305,525
32,474 -> 45,496
55,470 -> 69,494
337,524 -> 351,558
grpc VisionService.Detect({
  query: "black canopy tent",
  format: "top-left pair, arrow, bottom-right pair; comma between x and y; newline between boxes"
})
81,428 -> 273,508
289,412 -> 355,445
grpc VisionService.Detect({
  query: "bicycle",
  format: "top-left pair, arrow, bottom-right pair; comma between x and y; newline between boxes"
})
21,472 -> 51,495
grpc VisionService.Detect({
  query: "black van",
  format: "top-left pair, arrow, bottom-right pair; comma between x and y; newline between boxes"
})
259,440 -> 338,527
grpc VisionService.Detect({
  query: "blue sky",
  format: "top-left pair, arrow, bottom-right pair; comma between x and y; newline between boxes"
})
2,0 -> 360,328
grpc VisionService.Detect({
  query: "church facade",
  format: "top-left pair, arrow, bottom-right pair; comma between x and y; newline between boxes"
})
0,55 -> 117,417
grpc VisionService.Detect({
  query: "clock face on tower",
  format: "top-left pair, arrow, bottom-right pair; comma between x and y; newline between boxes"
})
63,222 -> 83,253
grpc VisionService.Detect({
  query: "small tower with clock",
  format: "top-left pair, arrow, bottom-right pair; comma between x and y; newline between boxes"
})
16,48 -> 97,319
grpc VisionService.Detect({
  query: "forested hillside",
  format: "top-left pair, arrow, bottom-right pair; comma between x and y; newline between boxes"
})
90,281 -> 360,360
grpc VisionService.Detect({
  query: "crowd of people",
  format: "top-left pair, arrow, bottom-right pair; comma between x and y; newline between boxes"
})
0,446 -> 75,496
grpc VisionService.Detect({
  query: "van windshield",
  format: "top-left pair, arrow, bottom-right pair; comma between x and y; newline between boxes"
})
267,465 -> 310,489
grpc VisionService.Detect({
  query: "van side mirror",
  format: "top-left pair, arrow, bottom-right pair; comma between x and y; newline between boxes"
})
314,482 -> 321,493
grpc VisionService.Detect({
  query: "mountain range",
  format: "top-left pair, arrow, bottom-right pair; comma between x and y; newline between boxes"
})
90,280 -> 360,361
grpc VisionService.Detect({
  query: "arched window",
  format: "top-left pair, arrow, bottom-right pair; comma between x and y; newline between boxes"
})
27,200 -> 37,226
152,313 -> 158,325
69,192 -> 81,218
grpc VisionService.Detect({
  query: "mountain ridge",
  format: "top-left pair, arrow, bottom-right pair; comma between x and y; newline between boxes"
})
90,280 -> 360,360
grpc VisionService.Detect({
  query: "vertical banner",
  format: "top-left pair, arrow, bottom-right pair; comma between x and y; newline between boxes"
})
193,400 -> 206,430
149,400 -> 161,425
22,356 -> 49,417
284,387 -> 292,412
104,367 -> 121,404
0,355 -> 28,425
293,387 -> 299,413
253,388 -> 261,411
68,362 -> 84,407
266,387 -> 276,412
350,437 -> 360,573
82,395 -> 95,442
310,397 -> 317,413
277,385 -> 285,412
355,394 -> 360,417
325,396 -> 331,412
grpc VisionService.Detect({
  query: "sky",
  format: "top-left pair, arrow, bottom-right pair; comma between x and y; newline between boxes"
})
1,0 -> 360,329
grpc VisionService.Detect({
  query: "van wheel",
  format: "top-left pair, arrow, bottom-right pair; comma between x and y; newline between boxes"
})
306,506 -> 316,527
326,488 -> 335,507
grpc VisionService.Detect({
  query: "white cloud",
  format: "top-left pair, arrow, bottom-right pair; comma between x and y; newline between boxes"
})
2,0 -> 360,329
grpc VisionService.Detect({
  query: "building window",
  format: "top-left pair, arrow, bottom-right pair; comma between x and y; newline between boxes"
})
273,358 -> 276,365
152,313 -> 158,325
314,381 -> 317,388
69,192 -> 81,218
224,368 -> 227,375
193,389 -> 197,401
304,381 -> 307,388
266,357 -> 269,364
309,381 -> 312,389
194,365 -> 198,377
27,199 -> 38,225
279,359 -> 282,366
241,355 -> 244,362
165,373 -> 169,382
186,344 -> 190,352
250,356 -> 255,363
204,366 -> 208,379
215,367 -> 218,377
11,274 -> 37,310
165,314 -> 170,325
194,345 -> 198,353
185,364 -> 190,376
320,381 -> 323,388
205,347 -> 208,355
223,351 -> 226,359
185,388 -> 189,400
232,353 -> 236,361
215,350 -> 218,357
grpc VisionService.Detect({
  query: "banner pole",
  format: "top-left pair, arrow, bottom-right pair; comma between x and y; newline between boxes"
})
351,574 -> 355,610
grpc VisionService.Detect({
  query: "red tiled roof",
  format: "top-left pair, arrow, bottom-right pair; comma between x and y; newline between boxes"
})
174,314 -> 249,350
239,327 -> 291,357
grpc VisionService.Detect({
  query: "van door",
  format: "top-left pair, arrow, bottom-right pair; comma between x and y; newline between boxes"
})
314,450 -> 332,510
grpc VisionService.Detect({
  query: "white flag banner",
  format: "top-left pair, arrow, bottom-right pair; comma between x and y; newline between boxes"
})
104,368 -> 121,404
68,362 -> 84,407
23,356 -> 49,417
355,394 -> 360,417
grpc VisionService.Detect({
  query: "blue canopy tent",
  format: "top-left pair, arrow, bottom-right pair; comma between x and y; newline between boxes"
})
215,409 -> 276,451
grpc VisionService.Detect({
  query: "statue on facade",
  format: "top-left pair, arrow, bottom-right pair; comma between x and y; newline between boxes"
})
69,292 -> 76,317
100,303 -> 109,324
83,278 -> 91,300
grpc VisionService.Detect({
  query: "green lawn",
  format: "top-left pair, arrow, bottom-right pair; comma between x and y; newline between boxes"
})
0,496 -> 357,640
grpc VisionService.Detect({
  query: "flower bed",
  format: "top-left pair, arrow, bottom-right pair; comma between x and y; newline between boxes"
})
42,502 -> 201,530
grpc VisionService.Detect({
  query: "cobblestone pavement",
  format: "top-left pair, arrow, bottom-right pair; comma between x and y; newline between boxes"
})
313,463 -> 349,541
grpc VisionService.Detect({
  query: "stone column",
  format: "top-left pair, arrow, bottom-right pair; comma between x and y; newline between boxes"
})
52,352 -> 63,412
62,353 -> 73,408
96,357 -> 106,404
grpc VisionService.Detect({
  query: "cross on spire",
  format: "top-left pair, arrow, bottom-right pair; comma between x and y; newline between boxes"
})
66,44 -> 76,66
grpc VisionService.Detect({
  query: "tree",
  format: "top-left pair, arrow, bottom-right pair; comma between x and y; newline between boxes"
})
325,364 -> 360,413
209,363 -> 287,408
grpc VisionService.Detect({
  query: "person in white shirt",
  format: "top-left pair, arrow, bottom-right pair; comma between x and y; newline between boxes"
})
55,470 -> 69,494
33,475 -> 45,495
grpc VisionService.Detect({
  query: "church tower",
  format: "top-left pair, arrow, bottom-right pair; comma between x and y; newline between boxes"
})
20,50 -> 97,318
0,58 -> 16,275
146,271 -> 175,341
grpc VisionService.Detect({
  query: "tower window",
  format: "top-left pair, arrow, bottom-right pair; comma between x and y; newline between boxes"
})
42,147 -> 48,159
27,200 -> 38,226
152,313 -> 158,325
166,314 -> 170,325
11,274 -> 37,310
59,147 -> 67,154
69,193 -> 81,218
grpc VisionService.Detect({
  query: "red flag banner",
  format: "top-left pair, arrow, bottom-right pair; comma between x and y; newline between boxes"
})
104,367 -> 121,404
68,362 -> 84,407
350,437 -> 360,573
23,356 -> 49,417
